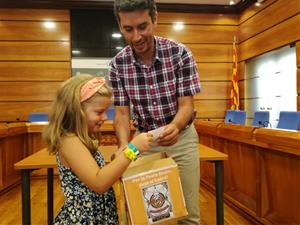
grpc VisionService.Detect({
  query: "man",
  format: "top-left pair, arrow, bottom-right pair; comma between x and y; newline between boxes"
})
109,0 -> 201,224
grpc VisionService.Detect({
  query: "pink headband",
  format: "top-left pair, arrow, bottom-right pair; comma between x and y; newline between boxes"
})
80,77 -> 106,102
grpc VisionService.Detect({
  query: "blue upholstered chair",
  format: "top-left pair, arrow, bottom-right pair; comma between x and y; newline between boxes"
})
252,111 -> 270,127
224,110 -> 236,123
28,113 -> 48,122
225,110 -> 247,125
233,110 -> 246,125
107,108 -> 115,120
276,111 -> 300,130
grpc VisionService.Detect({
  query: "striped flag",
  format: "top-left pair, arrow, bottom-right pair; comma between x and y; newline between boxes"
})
230,36 -> 239,110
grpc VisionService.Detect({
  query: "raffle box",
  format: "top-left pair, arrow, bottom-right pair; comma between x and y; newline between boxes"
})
122,153 -> 188,225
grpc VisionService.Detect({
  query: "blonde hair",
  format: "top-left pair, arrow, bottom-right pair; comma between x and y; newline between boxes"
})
43,74 -> 112,154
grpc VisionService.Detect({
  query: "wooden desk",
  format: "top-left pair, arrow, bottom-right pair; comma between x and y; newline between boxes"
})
199,144 -> 228,225
14,149 -> 55,225
15,145 -> 228,225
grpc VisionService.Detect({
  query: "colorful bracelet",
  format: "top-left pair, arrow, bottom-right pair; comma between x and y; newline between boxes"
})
128,143 -> 140,156
124,147 -> 138,161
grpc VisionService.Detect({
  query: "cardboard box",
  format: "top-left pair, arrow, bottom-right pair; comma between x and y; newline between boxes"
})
122,153 -> 188,225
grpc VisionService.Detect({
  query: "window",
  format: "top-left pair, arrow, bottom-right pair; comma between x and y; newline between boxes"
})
244,45 -> 297,127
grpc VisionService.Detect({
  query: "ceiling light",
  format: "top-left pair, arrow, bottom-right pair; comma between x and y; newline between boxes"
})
112,33 -> 122,38
255,0 -> 264,6
43,21 -> 55,29
72,50 -> 81,55
173,22 -> 184,31
229,0 -> 235,5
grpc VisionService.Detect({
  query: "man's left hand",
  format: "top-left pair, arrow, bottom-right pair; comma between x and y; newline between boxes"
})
157,123 -> 179,146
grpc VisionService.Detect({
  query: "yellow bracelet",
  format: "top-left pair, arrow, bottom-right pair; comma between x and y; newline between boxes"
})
124,147 -> 137,161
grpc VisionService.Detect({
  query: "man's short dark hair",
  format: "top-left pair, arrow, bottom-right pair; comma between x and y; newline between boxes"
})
114,0 -> 157,23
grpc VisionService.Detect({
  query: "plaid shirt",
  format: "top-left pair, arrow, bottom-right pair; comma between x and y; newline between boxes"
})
109,36 -> 201,131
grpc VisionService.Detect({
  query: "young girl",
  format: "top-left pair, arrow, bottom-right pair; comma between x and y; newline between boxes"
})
43,74 -> 153,225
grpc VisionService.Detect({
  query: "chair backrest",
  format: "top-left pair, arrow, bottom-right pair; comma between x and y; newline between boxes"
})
107,108 -> 115,120
233,110 -> 246,125
224,110 -> 236,123
252,111 -> 270,127
28,113 -> 48,122
277,111 -> 300,130
224,110 -> 246,125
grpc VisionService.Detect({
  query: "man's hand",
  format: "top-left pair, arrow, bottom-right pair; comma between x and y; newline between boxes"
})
157,123 -> 179,146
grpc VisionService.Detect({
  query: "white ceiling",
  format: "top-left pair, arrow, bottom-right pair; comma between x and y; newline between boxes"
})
156,0 -> 241,4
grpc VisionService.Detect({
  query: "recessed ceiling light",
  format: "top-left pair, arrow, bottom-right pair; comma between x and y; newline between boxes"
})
229,0 -> 235,5
72,50 -> 80,54
112,33 -> 122,38
43,21 -> 55,29
173,22 -> 184,31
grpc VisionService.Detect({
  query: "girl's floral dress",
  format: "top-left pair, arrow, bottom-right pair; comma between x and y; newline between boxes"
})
54,151 -> 118,225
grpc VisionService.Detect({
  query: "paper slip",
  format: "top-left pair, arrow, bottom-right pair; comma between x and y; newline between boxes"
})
148,126 -> 165,141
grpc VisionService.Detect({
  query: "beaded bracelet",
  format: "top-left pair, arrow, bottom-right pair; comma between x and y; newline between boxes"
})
128,143 -> 140,156
124,147 -> 138,161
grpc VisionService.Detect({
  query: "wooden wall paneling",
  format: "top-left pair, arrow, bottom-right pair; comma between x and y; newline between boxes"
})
2,126 -> 26,189
238,61 -> 245,79
218,124 -> 256,141
0,9 -> 70,21
0,123 -> 8,138
188,44 -> 233,62
158,12 -> 238,25
0,82 -> 62,101
25,121 -> 48,155
197,121 -> 300,225
238,0 -> 300,42
0,62 -> 70,81
297,41 -> 300,67
239,80 -> 245,99
223,141 -> 257,213
238,61 -> 245,110
239,15 -> 300,61
197,62 -> 232,81
200,160 -> 215,188
298,95 -> 300,111
194,100 -> 230,119
0,42 -> 70,61
0,8 -> 70,122
155,24 -> 238,44
254,128 -> 300,156
238,0 -> 277,24
0,124 -> 8,189
194,81 -> 231,100
0,102 -> 52,122
0,21 -> 70,41
195,120 -> 222,137
261,151 -> 300,225
240,99 -> 245,111
27,133 -> 47,155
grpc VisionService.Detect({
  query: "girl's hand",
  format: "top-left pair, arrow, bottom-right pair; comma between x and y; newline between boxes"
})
130,132 -> 153,153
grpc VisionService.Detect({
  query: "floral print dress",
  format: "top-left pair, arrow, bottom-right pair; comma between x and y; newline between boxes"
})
54,151 -> 118,225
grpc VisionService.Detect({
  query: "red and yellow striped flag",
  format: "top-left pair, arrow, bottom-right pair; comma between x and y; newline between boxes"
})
230,37 -> 239,110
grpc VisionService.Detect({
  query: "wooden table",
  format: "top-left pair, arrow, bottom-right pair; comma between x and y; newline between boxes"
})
15,144 -> 227,225
199,144 -> 228,225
